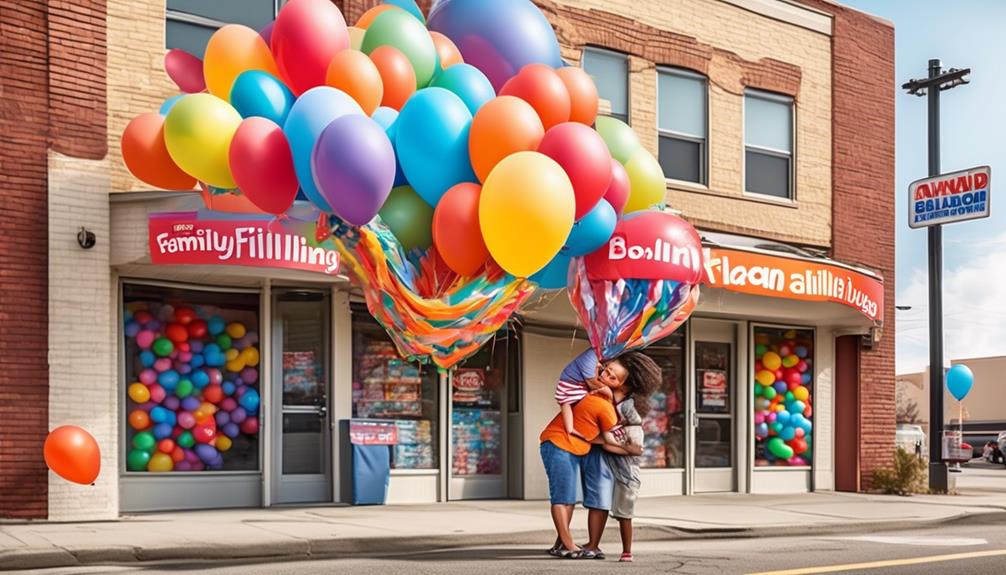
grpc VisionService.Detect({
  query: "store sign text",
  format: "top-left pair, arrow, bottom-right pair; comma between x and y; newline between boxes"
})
702,248 -> 884,322
149,213 -> 340,275
909,166 -> 991,228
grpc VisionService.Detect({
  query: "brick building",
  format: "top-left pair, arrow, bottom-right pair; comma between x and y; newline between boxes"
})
0,0 -> 894,520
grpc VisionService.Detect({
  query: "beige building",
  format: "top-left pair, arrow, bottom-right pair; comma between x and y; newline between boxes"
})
898,356 -> 1006,442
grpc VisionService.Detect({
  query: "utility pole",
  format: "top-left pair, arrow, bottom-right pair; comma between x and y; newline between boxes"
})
902,59 -> 970,492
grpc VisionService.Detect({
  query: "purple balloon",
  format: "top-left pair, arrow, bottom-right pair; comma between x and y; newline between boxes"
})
259,21 -> 274,46
191,461 -> 206,471
215,411 -> 231,426
125,320 -> 141,337
174,460 -> 192,471
189,340 -> 204,353
220,397 -> 238,412
184,448 -> 200,463
241,367 -> 259,383
230,407 -> 247,424
312,114 -> 396,225
223,422 -> 241,438
163,396 -> 181,411
427,0 -> 563,92
195,443 -> 219,464
181,396 -> 201,412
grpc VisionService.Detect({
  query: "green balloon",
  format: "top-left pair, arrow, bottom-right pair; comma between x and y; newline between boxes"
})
216,334 -> 232,350
763,386 -> 777,400
127,449 -> 152,471
177,431 -> 195,448
767,437 -> 795,459
133,431 -> 156,452
785,391 -> 795,402
755,344 -> 768,357
379,186 -> 434,252
754,383 -> 764,396
152,337 -> 174,357
176,379 -> 194,398
361,9 -> 437,88
594,116 -> 641,164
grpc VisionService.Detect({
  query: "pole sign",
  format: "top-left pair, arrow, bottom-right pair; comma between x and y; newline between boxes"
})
909,165 -> 990,228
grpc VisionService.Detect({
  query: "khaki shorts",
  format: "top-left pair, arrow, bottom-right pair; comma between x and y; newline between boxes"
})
610,480 -> 638,520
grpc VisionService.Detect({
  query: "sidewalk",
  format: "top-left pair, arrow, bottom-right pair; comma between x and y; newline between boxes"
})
2,490 -> 1005,571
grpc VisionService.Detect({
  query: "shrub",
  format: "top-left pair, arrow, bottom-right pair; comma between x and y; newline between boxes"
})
872,447 -> 929,496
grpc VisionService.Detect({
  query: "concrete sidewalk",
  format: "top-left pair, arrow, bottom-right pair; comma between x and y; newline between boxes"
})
2,491 -> 1005,571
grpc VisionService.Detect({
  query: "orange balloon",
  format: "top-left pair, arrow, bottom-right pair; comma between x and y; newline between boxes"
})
469,96 -> 545,182
433,183 -> 490,276
121,114 -> 197,190
327,50 -> 384,115
203,24 -> 279,99
499,63 -> 571,130
556,66 -> 599,125
357,5 -> 397,29
44,426 -> 101,485
369,46 -> 416,110
430,31 -> 463,70
128,409 -> 151,430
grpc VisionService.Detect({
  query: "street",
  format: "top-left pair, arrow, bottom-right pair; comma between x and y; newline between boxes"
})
13,512 -> 1006,575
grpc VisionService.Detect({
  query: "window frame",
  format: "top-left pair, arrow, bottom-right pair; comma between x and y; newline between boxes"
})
656,66 -> 710,188
165,0 -> 284,55
742,89 -> 796,203
581,45 -> 631,125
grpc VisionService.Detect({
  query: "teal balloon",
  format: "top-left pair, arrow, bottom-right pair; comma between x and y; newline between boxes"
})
159,95 -> 183,116
362,8 -> 437,88
378,186 -> 434,252
430,63 -> 495,115
230,70 -> 296,126
946,364 -> 974,401
372,106 -> 408,187
384,0 -> 425,23
561,199 -> 616,256
529,253 -> 572,290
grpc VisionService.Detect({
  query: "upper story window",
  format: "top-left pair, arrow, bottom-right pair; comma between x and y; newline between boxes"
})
166,0 -> 278,58
582,46 -> 629,124
658,68 -> 707,185
744,90 -> 794,200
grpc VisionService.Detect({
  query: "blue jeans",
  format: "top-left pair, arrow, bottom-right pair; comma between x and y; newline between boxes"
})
581,445 -> 614,511
540,441 -> 581,505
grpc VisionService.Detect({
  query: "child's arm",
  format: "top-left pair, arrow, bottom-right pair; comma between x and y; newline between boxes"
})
588,385 -> 613,401
561,403 -> 588,440
602,430 -> 643,456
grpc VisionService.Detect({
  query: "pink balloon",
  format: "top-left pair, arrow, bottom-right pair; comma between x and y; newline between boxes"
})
136,330 -> 156,349
178,411 -> 196,429
220,398 -> 238,412
754,412 -> 765,425
178,352 -> 193,362
148,384 -> 166,403
240,416 -> 260,435
154,358 -> 172,373
603,159 -> 630,217
207,368 -> 223,386
139,368 -> 157,385
164,49 -> 207,93
537,123 -> 612,220
240,367 -> 259,383
271,0 -> 350,95
229,117 -> 299,215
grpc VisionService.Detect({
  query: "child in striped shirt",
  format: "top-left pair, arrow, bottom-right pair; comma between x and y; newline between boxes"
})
556,348 -> 615,440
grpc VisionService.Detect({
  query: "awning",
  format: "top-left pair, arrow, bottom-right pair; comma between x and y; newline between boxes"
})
700,231 -> 884,325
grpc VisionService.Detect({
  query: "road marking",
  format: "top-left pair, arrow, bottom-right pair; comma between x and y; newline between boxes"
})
746,549 -> 1006,575
825,535 -> 988,547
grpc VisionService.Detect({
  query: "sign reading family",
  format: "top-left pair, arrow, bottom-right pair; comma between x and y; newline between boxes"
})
148,212 -> 341,275
702,248 -> 884,323
909,165 -> 991,229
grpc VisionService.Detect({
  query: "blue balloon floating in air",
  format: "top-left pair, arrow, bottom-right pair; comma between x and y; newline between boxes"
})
946,364 -> 974,401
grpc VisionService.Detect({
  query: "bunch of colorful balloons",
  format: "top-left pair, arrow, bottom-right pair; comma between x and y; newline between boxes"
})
124,305 -> 260,472
121,0 -> 699,368
753,330 -> 813,466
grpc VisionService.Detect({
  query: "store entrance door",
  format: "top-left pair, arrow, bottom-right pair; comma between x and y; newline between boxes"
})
273,291 -> 331,504
688,319 -> 736,493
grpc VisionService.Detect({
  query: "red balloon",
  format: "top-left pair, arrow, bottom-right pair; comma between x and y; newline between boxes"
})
229,117 -> 299,215
175,307 -> 196,325
171,446 -> 186,463
44,426 -> 101,485
165,323 -> 189,344
790,438 -> 808,454
203,384 -> 225,404
193,422 -> 217,444
774,369 -> 784,381
432,183 -> 490,276
164,49 -> 206,93
537,123 -> 612,220
240,416 -> 260,435
603,159 -> 630,217
271,0 -> 350,95
754,361 -> 764,373
785,370 -> 802,385
797,360 -> 809,373
499,64 -> 571,130
187,319 -> 208,339
584,211 -> 704,283
133,310 -> 154,325
795,427 -> 806,438
158,439 -> 176,454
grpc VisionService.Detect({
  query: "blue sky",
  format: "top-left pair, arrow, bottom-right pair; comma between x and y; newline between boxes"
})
839,0 -> 1006,373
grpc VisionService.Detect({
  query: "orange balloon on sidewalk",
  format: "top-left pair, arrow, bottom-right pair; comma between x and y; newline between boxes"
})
556,66 -> 599,126
327,50 -> 384,115
44,426 -> 101,485
430,31 -> 463,70
469,96 -> 545,182
499,63 -> 571,130
370,46 -> 416,110
121,113 -> 196,191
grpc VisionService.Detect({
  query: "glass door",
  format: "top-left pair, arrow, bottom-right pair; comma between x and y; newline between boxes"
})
689,319 -> 736,493
273,291 -> 331,504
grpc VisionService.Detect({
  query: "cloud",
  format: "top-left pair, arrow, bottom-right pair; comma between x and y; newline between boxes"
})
896,231 -> 1006,374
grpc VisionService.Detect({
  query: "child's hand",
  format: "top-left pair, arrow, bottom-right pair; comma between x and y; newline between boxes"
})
568,428 -> 588,441
590,386 -> 614,400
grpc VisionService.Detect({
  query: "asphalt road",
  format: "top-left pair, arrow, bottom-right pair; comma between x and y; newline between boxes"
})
15,513 -> 1006,575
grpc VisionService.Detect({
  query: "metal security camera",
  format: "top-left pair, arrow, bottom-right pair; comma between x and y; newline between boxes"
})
77,227 -> 96,249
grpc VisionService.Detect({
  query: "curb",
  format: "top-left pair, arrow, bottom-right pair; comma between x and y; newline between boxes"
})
3,510 -> 1005,571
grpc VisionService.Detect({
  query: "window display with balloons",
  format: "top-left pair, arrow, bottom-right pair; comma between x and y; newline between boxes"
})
123,284 -> 261,473
752,326 -> 814,468
639,332 -> 687,469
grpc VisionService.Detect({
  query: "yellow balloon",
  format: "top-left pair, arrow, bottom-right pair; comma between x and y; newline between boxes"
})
226,358 -> 247,373
225,348 -> 240,361
784,330 -> 798,339
164,93 -> 243,188
755,370 -> 775,387
762,351 -> 782,371
349,26 -> 366,50
479,152 -> 575,277
793,386 -> 810,402
242,347 -> 260,367
203,24 -> 279,100
128,382 -> 150,404
226,322 -> 247,339
148,452 -> 174,472
782,354 -> 799,368
622,148 -> 666,214
216,436 -> 233,452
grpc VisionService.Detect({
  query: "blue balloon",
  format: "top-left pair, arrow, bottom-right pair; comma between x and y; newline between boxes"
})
152,422 -> 174,441
787,400 -> 806,415
181,396 -> 201,412
372,106 -> 399,131
222,381 -> 237,396
384,0 -> 425,23
795,346 -> 809,358
371,107 -> 408,187
140,350 -> 156,368
801,372 -> 812,384
159,95 -> 183,116
191,369 -> 210,388
775,410 -> 791,424
125,320 -> 141,338
529,253 -> 572,290
158,369 -> 180,390
430,63 -> 495,115
239,388 -> 261,414
562,199 -> 617,256
283,87 -> 364,212
946,364 -> 974,401
427,0 -> 563,92
755,422 -> 769,439
207,316 -> 226,336
779,425 -> 796,441
772,381 -> 788,395
396,88 -> 477,206
190,353 -> 205,368
230,70 -> 296,126
150,406 -> 170,424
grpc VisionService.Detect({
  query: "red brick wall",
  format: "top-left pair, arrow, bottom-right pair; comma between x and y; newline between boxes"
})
0,0 -> 107,519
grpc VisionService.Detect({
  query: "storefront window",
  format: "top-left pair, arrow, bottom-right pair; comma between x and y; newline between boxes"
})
352,308 -> 438,469
123,284 -> 261,473
753,326 -> 814,467
640,330 -> 687,468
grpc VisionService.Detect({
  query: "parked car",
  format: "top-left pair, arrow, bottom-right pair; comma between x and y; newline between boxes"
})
895,424 -> 927,456
998,432 -> 1006,466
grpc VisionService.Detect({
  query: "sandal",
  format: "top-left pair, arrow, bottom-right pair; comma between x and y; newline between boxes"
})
580,546 -> 606,560
547,541 -> 562,557
619,552 -> 634,563
558,547 -> 586,559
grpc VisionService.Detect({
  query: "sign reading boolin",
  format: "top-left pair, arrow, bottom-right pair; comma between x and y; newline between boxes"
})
909,165 -> 991,229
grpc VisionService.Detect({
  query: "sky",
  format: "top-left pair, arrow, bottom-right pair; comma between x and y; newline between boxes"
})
837,0 -> 1006,374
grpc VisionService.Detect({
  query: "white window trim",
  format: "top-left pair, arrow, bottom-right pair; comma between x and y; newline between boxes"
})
657,66 -> 710,188
581,45 -> 631,124
742,89 -> 796,202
